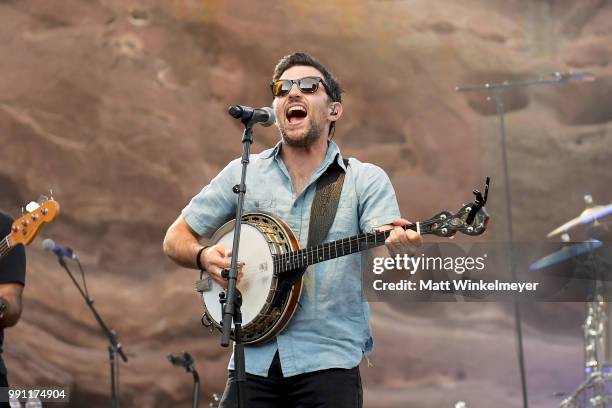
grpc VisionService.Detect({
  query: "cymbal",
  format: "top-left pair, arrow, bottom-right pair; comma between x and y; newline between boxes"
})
529,240 -> 603,271
547,203 -> 612,238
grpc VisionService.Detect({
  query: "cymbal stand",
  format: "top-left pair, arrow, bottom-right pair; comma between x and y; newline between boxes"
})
560,237 -> 609,407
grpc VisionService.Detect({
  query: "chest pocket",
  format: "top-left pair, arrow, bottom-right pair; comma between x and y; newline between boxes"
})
329,193 -> 357,240
244,196 -> 276,212
337,194 -> 355,208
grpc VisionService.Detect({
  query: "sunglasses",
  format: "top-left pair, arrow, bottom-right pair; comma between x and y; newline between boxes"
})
270,76 -> 330,97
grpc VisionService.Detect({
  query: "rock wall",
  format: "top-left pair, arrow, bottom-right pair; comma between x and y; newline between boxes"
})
1,1 -> 611,406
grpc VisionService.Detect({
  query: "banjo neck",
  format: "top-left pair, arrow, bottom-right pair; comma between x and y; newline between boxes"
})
274,208 -> 488,274
274,177 -> 491,274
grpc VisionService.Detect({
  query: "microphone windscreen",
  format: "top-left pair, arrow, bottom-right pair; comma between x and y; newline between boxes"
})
42,238 -> 55,252
261,106 -> 276,127
228,105 -> 242,119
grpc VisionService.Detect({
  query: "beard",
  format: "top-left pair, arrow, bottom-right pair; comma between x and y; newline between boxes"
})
278,112 -> 326,148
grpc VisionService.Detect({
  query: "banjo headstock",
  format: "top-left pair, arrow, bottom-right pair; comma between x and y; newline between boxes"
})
416,177 -> 490,237
419,204 -> 489,237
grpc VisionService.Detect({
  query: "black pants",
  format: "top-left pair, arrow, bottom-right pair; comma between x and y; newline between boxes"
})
219,353 -> 362,408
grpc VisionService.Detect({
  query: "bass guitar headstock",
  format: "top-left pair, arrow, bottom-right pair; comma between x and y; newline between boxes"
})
10,199 -> 60,246
415,178 -> 490,237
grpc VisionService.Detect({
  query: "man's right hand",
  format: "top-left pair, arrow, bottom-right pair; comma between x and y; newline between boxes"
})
163,216 -> 244,288
200,244 -> 244,288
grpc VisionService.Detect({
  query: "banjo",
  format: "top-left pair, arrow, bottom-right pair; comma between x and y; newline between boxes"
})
198,181 -> 490,345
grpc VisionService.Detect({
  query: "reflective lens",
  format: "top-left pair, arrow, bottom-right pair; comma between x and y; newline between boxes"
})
270,77 -> 328,97
272,80 -> 291,96
298,77 -> 319,92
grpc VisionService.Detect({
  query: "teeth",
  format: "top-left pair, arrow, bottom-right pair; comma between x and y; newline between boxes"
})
288,106 -> 306,113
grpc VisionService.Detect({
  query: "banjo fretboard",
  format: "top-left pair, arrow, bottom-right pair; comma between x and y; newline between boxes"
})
274,229 -> 392,273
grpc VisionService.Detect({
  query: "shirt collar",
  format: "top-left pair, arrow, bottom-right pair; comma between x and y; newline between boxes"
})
261,141 -> 281,159
262,140 -> 347,172
323,140 -> 347,172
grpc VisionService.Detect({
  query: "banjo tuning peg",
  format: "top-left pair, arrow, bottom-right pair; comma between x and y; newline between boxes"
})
482,177 -> 490,204
466,177 -> 491,225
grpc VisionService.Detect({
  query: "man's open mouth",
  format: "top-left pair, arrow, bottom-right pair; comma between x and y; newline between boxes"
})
286,105 -> 308,125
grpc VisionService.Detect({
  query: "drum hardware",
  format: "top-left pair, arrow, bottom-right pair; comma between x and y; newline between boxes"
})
560,371 -> 612,408
539,195 -> 612,407
562,298 -> 612,408
168,351 -> 200,408
198,179 -> 491,346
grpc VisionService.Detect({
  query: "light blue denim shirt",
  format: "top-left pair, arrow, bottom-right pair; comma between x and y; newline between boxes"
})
182,140 -> 400,377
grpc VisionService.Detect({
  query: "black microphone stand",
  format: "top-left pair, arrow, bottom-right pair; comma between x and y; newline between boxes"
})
191,369 -> 200,408
455,72 -> 593,408
54,256 -> 128,408
167,352 -> 200,408
220,107 -> 262,408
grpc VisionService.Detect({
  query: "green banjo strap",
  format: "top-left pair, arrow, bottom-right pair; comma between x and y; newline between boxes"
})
271,156 -> 349,306
307,157 -> 349,248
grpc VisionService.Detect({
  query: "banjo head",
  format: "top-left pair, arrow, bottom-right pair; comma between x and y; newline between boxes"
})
202,223 -> 274,327
200,212 -> 302,344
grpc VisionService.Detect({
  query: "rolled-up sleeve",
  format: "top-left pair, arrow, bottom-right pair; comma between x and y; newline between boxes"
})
356,163 -> 401,233
181,159 -> 239,238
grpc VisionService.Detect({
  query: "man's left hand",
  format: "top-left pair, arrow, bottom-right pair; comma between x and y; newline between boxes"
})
383,218 -> 423,254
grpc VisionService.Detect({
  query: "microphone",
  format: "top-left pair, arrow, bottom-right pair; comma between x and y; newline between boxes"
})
167,351 -> 194,369
548,71 -> 595,82
42,238 -> 78,260
228,105 -> 275,127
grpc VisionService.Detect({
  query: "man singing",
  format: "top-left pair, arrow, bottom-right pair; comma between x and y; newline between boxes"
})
163,52 -> 421,407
